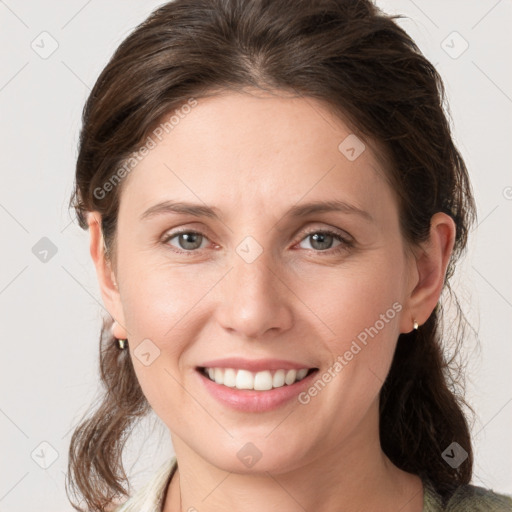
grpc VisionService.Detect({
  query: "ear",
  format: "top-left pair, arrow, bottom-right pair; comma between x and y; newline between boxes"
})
400,212 -> 456,333
87,211 -> 128,340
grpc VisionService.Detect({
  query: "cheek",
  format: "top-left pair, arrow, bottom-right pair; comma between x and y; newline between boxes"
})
119,256 -> 216,339
298,254 -> 405,394
120,243 -> 406,355
120,242 -> 406,413
118,261 -> 222,415
296,254 -> 405,341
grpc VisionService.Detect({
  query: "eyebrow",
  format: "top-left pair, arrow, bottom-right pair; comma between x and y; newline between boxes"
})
139,199 -> 373,223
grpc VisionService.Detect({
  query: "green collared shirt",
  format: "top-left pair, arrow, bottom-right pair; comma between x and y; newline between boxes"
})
114,456 -> 512,511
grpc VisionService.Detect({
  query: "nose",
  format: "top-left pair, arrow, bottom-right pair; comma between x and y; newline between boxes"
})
215,247 -> 293,340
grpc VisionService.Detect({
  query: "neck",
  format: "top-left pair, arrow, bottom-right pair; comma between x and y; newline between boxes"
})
163,403 -> 423,512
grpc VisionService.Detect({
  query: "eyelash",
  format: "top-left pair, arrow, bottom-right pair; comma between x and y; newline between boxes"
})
161,227 -> 354,256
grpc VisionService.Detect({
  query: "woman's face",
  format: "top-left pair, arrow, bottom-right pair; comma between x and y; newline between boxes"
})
100,89 -> 421,473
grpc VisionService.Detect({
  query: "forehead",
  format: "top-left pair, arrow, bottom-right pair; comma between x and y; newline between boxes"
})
118,89 -> 395,223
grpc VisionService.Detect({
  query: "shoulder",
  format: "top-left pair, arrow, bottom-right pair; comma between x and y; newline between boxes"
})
110,456 -> 178,512
444,483 -> 512,511
103,503 -> 123,512
423,478 -> 512,512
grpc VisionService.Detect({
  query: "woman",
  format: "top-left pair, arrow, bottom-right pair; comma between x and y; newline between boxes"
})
66,0 -> 512,511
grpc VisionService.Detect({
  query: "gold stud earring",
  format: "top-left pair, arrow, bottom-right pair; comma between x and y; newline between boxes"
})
413,319 -> 419,331
111,320 -> 127,349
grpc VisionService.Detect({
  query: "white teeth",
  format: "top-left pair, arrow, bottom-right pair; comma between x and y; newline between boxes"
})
202,367 -> 312,390
214,368 -> 223,384
236,369 -> 254,389
254,370 -> 273,391
296,368 -> 308,380
223,368 -> 237,387
272,369 -> 286,388
284,369 -> 297,385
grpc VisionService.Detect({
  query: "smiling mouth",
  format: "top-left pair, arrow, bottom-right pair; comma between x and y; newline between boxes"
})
197,366 -> 318,391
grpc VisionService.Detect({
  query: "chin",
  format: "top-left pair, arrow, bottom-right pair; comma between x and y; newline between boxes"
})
202,438 -> 310,476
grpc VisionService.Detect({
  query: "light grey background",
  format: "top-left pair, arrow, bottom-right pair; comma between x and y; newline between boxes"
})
0,1 -> 511,510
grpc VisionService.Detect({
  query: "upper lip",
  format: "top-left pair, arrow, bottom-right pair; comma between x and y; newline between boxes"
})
197,357 -> 317,372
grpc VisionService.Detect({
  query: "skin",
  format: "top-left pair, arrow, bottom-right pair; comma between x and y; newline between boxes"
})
88,88 -> 455,512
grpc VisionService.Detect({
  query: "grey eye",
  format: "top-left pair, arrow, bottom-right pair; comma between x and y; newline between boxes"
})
167,232 -> 207,251
299,232 -> 343,251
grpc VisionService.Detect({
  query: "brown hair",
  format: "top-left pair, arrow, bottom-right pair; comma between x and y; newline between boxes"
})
66,0 -> 477,510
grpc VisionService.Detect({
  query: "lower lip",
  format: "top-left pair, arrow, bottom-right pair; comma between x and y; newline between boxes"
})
196,369 -> 319,412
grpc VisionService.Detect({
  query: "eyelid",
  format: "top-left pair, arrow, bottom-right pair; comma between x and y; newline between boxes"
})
298,224 -> 353,242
